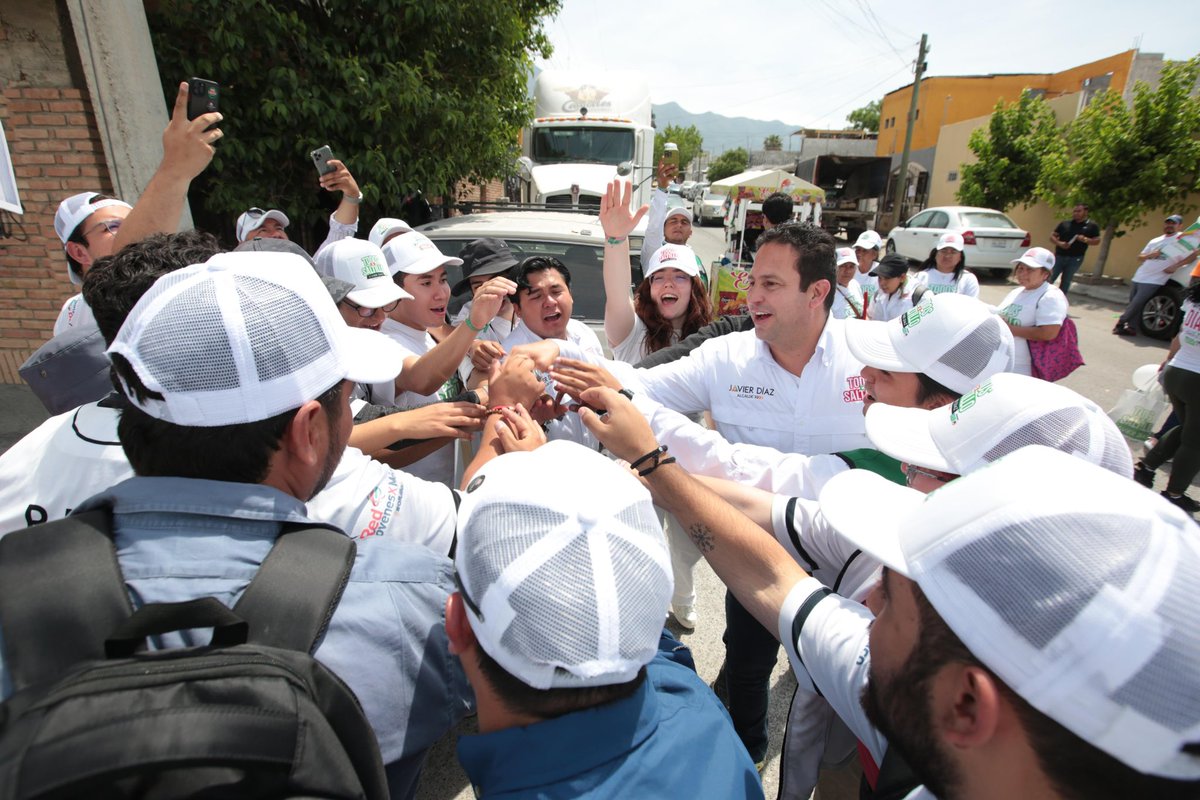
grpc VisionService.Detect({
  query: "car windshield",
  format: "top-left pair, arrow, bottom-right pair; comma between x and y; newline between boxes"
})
961,211 -> 1017,229
531,127 -> 635,166
428,237 -> 632,322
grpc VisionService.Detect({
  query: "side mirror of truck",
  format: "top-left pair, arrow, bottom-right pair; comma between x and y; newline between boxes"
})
516,157 -> 533,182
616,161 -> 634,177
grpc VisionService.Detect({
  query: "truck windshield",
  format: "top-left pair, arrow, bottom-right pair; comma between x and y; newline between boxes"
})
532,127 -> 635,166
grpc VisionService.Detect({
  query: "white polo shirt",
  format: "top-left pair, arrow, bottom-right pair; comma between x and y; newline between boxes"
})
370,318 -> 464,486
629,317 -> 869,454
868,285 -> 915,322
0,400 -> 459,554
771,495 -> 880,601
500,317 -> 604,358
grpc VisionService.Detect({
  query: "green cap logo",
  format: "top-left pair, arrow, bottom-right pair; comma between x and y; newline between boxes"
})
948,378 -> 994,424
360,254 -> 385,280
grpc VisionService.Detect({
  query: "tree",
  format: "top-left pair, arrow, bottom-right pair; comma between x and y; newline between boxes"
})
957,90 -> 1064,211
1040,57 -> 1200,275
847,100 -> 881,132
763,134 -> 782,151
146,0 -> 561,244
706,148 -> 749,183
652,124 -> 704,175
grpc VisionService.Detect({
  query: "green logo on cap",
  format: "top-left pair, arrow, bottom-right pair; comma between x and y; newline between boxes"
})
899,299 -> 934,335
948,378 -> 994,424
360,255 -> 385,279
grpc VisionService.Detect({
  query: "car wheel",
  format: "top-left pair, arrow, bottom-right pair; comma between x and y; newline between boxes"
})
1141,285 -> 1184,341
885,240 -> 897,255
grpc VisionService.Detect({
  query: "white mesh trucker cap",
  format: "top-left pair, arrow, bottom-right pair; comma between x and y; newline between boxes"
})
454,440 -> 673,690
314,238 -> 412,307
107,251 -> 405,426
367,217 -> 413,248
862,372 -> 1133,478
844,293 -> 1016,395
824,445 -> 1200,780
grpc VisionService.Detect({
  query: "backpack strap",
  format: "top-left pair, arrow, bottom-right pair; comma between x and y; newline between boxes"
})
0,510 -> 134,691
233,523 -> 356,653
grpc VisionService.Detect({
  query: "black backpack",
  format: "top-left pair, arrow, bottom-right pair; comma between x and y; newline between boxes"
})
0,510 -> 390,799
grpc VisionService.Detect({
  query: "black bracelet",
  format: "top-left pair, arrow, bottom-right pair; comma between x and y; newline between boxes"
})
618,388 -> 634,401
638,456 -> 675,477
629,444 -> 668,472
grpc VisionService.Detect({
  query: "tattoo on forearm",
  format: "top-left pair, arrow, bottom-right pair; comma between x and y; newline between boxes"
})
688,523 -> 715,554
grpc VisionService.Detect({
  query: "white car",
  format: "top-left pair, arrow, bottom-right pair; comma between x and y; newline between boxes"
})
886,206 -> 1030,277
417,210 -> 644,323
693,190 -> 727,226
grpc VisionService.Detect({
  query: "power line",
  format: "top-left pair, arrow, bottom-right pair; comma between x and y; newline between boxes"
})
851,0 -> 910,67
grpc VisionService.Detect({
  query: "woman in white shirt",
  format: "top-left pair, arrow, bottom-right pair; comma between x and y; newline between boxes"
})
831,247 -> 867,320
997,247 -> 1068,377
911,231 -> 980,298
599,178 -> 715,630
866,254 -> 914,321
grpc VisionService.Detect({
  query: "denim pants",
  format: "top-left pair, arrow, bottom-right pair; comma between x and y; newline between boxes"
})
721,590 -> 780,762
1050,254 -> 1085,294
1116,281 -> 1162,329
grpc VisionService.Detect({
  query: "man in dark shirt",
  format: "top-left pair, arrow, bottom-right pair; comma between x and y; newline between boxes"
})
1048,203 -> 1100,294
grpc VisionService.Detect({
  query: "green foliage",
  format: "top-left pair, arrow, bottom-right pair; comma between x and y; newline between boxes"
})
146,0 -> 561,230
847,100 -> 881,132
957,90 -> 1064,211
1040,57 -> 1200,272
652,124 -> 704,172
763,134 -> 782,151
706,148 -> 749,182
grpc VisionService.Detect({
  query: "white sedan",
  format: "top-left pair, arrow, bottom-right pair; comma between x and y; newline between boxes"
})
693,190 -> 728,226
886,206 -> 1029,277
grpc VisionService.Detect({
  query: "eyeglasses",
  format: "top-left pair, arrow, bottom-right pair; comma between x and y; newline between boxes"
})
84,218 -> 123,238
341,298 -> 399,316
244,207 -> 266,219
649,272 -> 691,285
905,464 -> 953,489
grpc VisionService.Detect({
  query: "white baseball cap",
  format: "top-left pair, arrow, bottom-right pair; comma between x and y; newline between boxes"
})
235,208 -> 290,242
455,440 -> 673,690
1012,246 -> 1055,271
367,217 -> 413,248
937,231 -> 965,251
819,445 -> 1200,780
844,294 -> 1015,395
381,231 -> 462,276
107,251 -> 405,426
314,238 -> 412,307
860,371 -> 1133,477
836,246 -> 858,266
665,205 -> 690,222
854,230 -> 883,251
644,244 -> 701,279
54,192 -> 132,245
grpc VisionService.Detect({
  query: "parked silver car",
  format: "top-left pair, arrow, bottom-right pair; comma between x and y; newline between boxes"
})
692,190 -> 727,226
886,206 -> 1030,277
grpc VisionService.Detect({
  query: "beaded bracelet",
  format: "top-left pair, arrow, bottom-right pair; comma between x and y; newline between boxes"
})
485,405 -> 516,417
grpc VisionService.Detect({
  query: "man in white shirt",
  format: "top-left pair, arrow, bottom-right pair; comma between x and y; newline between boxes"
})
1114,214 -> 1197,336
51,192 -> 133,337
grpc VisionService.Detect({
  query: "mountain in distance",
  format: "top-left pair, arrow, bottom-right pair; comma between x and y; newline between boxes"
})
653,101 -> 804,156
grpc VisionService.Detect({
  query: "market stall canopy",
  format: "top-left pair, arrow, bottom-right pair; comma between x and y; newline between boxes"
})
709,169 -> 826,203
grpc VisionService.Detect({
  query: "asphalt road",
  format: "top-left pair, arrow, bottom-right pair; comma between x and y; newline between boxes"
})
0,212 -> 1176,800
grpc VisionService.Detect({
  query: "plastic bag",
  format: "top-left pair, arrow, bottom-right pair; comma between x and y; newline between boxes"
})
1108,383 -> 1168,441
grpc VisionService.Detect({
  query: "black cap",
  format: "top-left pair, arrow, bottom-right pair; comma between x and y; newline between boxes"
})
870,253 -> 910,279
233,236 -> 316,268
452,238 -> 518,296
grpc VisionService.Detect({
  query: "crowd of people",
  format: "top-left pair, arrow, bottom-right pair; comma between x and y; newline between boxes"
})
0,79 -> 1198,800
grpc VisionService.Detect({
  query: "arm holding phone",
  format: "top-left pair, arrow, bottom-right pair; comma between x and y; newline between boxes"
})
311,146 -> 363,256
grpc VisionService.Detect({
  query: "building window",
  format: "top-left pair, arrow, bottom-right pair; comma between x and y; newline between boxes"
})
948,170 -> 958,182
0,119 -> 22,215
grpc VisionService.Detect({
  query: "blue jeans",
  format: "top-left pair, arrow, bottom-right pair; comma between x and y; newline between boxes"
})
1116,281 -> 1162,330
1050,254 -> 1085,294
721,591 -> 779,762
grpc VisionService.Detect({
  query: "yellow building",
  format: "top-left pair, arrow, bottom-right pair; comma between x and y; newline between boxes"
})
877,50 -> 1146,156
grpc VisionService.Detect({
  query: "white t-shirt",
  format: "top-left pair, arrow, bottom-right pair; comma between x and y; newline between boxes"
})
831,280 -> 866,320
370,319 -> 463,486
1130,233 -> 1179,286
854,266 -> 879,305
611,314 -> 685,365
867,284 -> 914,322
630,319 -> 869,454
1169,298 -> 1200,374
0,401 -> 459,554
997,282 -> 1069,376
501,319 -> 605,446
910,268 -> 980,298
53,293 -> 96,337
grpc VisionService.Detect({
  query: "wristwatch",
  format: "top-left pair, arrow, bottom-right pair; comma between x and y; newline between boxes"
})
344,192 -> 363,205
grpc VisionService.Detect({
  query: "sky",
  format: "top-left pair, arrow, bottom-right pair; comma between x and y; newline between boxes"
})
535,0 -> 1198,128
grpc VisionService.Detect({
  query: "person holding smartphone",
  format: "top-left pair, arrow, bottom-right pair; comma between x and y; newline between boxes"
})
1048,202 -> 1101,294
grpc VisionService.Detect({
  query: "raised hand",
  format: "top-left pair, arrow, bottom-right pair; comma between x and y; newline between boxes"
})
599,178 -> 648,240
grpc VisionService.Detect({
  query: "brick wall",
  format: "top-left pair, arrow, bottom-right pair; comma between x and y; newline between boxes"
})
1,3 -> 113,383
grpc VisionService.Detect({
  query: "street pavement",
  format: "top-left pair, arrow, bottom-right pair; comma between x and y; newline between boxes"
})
0,213 -> 1180,800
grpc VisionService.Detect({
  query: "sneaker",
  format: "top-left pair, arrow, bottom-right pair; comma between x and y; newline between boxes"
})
1161,491 -> 1200,514
1133,463 -> 1156,488
670,603 -> 697,631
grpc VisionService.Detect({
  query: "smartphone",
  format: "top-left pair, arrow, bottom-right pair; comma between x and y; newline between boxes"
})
311,145 -> 336,177
186,78 -> 219,127
662,143 -> 679,169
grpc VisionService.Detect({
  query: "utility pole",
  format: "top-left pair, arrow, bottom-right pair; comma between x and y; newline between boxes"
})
891,33 -> 928,228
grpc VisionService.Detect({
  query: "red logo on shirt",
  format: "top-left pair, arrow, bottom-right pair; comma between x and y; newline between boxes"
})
843,375 -> 866,403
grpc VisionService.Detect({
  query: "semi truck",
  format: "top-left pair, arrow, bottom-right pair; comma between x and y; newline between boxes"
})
519,71 -> 657,212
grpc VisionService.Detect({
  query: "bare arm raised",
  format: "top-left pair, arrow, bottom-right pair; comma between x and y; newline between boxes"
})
599,179 -> 648,349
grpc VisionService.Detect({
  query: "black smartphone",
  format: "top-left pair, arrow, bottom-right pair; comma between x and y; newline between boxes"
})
187,78 -> 219,126
311,145 -> 336,177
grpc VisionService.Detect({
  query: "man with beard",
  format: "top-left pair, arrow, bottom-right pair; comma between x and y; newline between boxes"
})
0,254 -> 473,797
578,388 -> 1199,800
